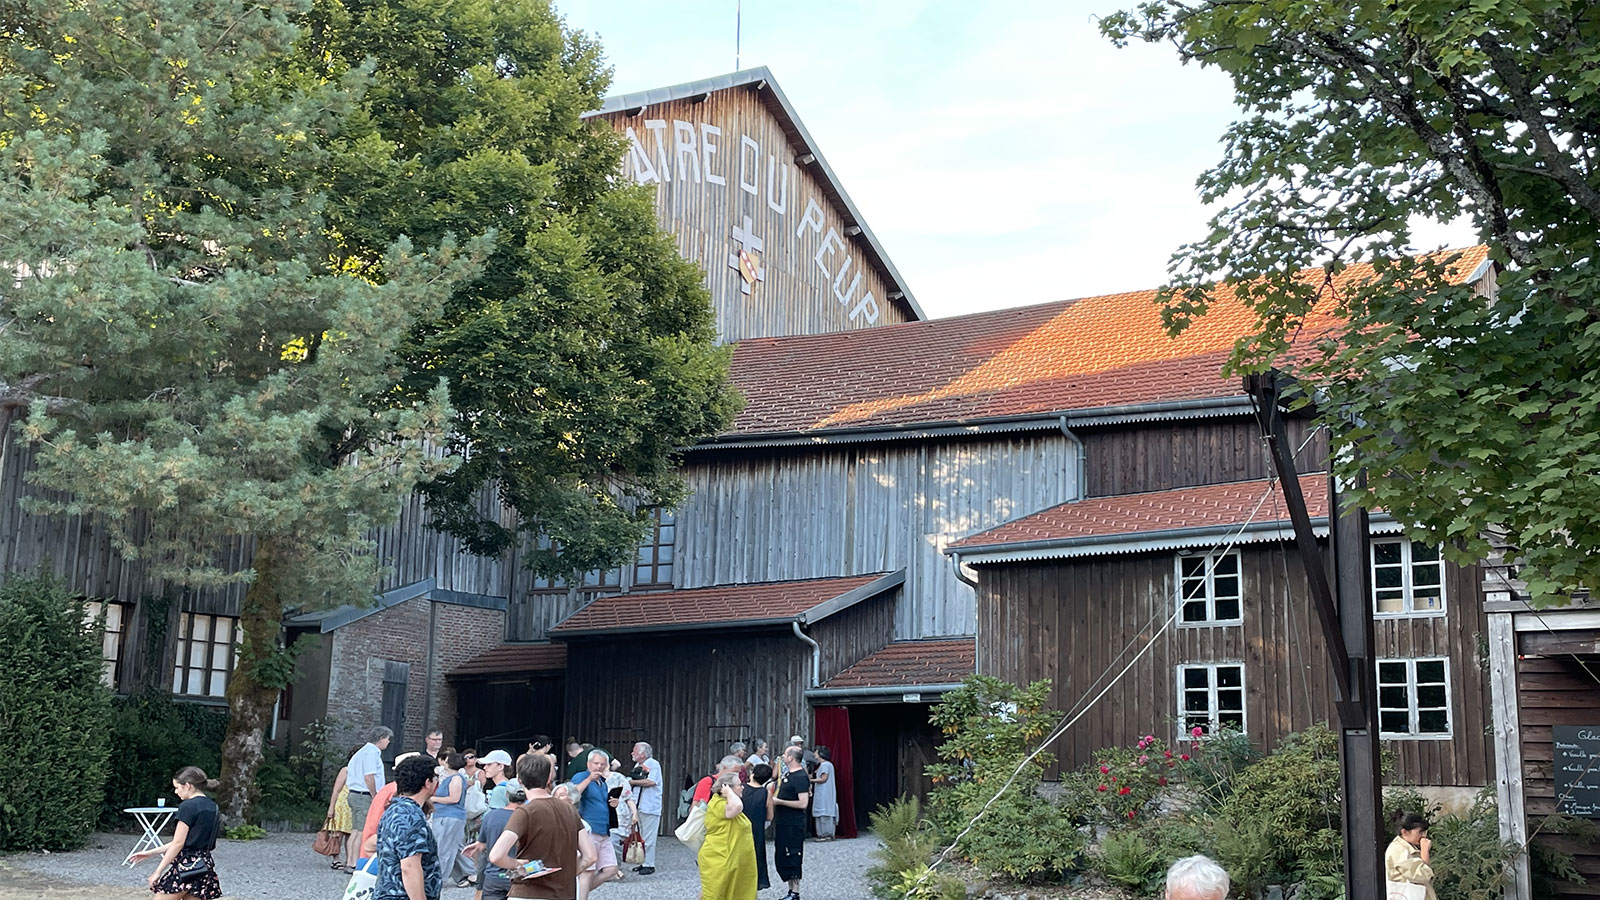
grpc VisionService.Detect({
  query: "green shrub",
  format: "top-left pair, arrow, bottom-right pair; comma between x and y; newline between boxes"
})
927,676 -> 1088,884
0,575 -> 114,850
1075,733 -> 1173,827
224,823 -> 268,841
1214,815 -> 1278,900
1094,828 -> 1163,892
1177,727 -> 1258,810
866,796 -> 965,900
1528,813 -> 1598,898
1140,812 -> 1215,865
100,692 -> 226,828
1215,723 -> 1344,891
1427,792 -> 1516,900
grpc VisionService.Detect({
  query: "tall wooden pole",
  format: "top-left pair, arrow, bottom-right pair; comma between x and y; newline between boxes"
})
1246,371 -> 1384,900
1332,469 -> 1386,896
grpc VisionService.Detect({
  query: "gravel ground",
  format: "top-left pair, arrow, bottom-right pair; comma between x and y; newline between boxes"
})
2,830 -> 883,900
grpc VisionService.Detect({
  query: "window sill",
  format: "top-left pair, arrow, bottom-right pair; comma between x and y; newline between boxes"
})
172,695 -> 229,708
1379,733 -> 1452,741
1373,610 -> 1448,620
1176,620 -> 1244,629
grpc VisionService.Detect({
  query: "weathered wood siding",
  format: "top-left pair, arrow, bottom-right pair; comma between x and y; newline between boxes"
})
595,86 -> 913,342
976,545 -> 1492,786
563,628 -> 815,828
1515,651 -> 1600,893
1081,416 -> 1328,497
678,434 -> 1080,639
809,588 -> 898,683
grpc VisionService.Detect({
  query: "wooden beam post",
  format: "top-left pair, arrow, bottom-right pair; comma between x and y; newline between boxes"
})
1488,611 -> 1532,900
1245,370 -> 1383,900
1332,470 -> 1385,897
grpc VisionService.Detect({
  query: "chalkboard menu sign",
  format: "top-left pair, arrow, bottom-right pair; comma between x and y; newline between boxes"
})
1553,725 -> 1600,818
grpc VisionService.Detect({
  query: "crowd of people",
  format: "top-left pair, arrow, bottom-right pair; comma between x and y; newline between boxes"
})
306,726 -> 840,900
123,732 -> 1442,900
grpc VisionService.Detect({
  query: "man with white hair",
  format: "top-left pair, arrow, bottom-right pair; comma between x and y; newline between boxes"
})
1166,855 -> 1230,900
569,749 -> 620,893
628,742 -> 662,875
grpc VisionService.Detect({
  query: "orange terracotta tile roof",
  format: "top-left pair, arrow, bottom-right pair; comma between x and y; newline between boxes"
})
950,475 -> 1329,553
550,573 -> 897,636
449,642 -> 567,678
725,247 -> 1491,437
822,639 -> 975,690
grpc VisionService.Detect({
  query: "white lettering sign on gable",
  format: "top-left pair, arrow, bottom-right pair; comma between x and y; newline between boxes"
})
620,114 -> 883,325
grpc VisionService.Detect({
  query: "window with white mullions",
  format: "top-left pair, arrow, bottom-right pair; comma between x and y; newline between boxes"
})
1377,658 -> 1451,738
1371,539 -> 1445,616
1176,552 -> 1243,626
171,613 -> 240,699
1176,663 -> 1246,737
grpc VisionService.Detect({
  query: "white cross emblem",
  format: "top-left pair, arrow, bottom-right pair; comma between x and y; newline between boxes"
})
727,215 -> 765,295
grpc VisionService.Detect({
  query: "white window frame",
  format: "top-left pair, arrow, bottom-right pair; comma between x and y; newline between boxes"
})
1175,662 -> 1247,738
171,613 -> 240,699
1377,657 -> 1452,740
1174,551 -> 1244,627
1370,538 -> 1446,618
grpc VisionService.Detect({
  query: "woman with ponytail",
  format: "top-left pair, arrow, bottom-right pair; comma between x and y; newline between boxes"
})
1384,811 -> 1437,900
129,767 -> 223,899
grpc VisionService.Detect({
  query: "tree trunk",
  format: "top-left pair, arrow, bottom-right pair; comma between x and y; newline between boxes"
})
216,537 -> 286,826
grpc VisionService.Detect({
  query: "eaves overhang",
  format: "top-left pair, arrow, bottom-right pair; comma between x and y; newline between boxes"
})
947,514 -> 1404,566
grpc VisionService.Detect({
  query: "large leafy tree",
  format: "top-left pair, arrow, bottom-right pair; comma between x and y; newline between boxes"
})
303,0 -> 740,579
1103,1 -> 1600,599
2,0 -> 476,821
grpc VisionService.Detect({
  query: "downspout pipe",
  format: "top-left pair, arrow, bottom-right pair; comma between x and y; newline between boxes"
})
1059,415 -> 1087,498
950,551 -> 981,677
792,620 -> 821,688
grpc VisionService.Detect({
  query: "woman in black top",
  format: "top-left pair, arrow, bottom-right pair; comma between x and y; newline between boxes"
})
741,763 -> 775,890
130,766 -> 222,900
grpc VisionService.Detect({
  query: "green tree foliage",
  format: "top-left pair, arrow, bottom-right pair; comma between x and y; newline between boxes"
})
2,0 -> 477,821
0,576 -> 112,850
300,0 -> 740,578
99,693 -> 227,828
1102,1 -> 1600,600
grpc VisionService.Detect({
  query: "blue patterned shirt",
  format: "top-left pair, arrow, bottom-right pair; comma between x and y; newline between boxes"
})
373,796 -> 440,900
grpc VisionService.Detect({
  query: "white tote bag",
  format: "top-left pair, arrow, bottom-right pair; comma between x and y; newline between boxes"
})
1385,881 -> 1427,900
343,858 -> 379,900
674,802 -> 707,853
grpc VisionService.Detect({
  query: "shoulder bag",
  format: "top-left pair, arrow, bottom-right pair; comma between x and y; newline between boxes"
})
172,853 -> 214,883
622,823 -> 646,864
674,802 -> 707,853
312,819 -> 343,857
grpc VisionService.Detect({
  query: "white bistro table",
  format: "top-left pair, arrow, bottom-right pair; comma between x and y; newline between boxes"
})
122,806 -> 177,865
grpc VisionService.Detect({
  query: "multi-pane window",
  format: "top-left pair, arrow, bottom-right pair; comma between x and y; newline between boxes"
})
1377,658 -> 1451,738
528,535 -> 620,594
1371,539 -> 1445,616
1176,663 -> 1246,736
82,601 -> 129,688
171,613 -> 239,698
1176,552 -> 1242,625
634,508 -> 676,588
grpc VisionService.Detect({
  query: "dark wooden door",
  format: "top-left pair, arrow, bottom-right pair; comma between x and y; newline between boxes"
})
454,675 -> 565,756
381,661 -> 410,759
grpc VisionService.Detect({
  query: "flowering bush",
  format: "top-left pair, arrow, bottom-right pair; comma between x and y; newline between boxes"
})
1074,732 -> 1174,827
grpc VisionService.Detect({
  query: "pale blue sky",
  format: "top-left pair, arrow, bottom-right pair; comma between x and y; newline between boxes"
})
556,1 -> 1470,320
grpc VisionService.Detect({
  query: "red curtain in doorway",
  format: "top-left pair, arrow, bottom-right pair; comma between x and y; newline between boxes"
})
813,706 -> 857,838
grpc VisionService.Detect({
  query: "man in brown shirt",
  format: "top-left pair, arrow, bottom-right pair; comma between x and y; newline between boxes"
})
490,752 -> 594,900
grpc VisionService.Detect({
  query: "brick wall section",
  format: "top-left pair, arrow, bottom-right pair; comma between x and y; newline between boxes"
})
326,596 -> 506,754
428,602 -> 505,750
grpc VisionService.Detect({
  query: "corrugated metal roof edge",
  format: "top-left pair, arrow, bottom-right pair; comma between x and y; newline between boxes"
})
690,396 -> 1257,451
948,515 -> 1405,565
549,570 -> 904,638
583,66 -> 925,324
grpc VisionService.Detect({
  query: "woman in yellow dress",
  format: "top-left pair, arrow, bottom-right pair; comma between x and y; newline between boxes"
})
698,771 -> 757,900
325,744 -> 360,872
1384,811 -> 1437,900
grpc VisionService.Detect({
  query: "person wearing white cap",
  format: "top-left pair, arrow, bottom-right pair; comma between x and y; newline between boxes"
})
788,735 -> 818,770
480,750 -> 518,810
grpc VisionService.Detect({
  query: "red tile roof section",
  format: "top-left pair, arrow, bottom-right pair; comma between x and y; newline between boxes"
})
550,574 -> 891,635
449,642 -> 567,677
950,475 -> 1328,551
822,639 -> 976,690
727,247 -> 1490,436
